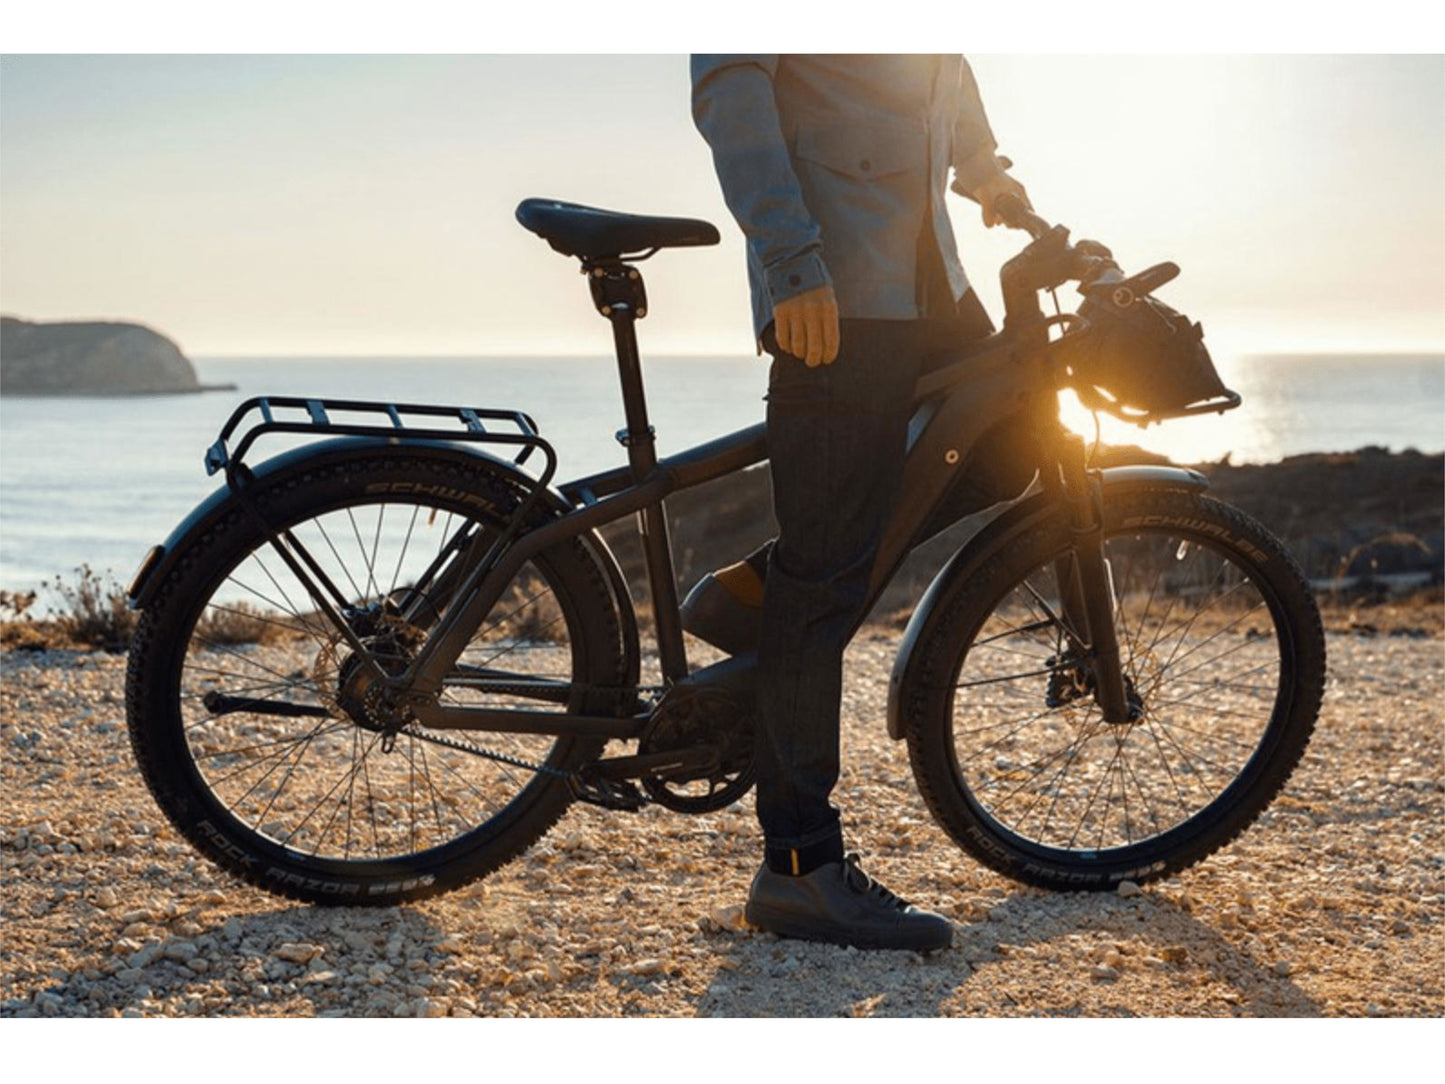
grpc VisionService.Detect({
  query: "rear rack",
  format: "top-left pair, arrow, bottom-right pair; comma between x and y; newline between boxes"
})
205,396 -> 555,486
200,396 -> 560,641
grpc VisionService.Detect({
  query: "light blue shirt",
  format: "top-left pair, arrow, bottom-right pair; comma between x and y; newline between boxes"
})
691,54 -> 1000,338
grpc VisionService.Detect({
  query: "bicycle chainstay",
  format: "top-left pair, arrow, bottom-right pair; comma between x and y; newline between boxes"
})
395,686 -> 670,812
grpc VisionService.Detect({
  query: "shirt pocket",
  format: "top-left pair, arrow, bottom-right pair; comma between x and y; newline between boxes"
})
793,122 -> 927,180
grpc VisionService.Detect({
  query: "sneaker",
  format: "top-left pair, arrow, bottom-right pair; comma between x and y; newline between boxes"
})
679,560 -> 763,655
744,853 -> 953,952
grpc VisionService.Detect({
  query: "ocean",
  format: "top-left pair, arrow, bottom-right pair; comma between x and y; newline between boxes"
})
1,352 -> 1441,595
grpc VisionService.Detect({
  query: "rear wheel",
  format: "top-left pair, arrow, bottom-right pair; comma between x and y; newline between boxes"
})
126,452 -> 629,905
904,487 -> 1325,889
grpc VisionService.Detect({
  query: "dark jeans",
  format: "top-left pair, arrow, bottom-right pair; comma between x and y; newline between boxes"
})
753,291 -> 994,851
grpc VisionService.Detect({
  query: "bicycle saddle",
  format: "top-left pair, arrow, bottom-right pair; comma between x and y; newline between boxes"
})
516,198 -> 720,259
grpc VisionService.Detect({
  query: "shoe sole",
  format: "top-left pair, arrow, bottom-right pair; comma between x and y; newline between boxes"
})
744,902 -> 953,953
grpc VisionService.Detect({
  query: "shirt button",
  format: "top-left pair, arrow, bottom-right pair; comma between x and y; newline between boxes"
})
788,274 -> 801,287
859,158 -> 872,171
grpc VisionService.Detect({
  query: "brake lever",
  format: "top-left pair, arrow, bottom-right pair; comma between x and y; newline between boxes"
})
1083,261 -> 1180,306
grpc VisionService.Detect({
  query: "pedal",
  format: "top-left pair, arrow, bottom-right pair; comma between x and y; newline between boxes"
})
569,772 -> 648,812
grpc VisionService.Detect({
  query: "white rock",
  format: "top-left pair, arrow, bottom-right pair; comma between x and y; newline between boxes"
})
1116,881 -> 1143,898
710,904 -> 745,930
274,942 -> 324,964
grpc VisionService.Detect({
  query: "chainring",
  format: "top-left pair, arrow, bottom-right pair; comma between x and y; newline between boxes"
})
637,685 -> 755,813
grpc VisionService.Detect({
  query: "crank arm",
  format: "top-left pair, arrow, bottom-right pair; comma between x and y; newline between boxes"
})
201,691 -> 333,719
587,745 -> 720,782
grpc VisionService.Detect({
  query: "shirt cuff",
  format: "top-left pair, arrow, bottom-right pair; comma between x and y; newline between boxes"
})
765,249 -> 832,306
951,144 -> 1003,198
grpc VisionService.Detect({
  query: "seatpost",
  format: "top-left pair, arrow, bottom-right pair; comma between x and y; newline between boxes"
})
584,257 -> 688,682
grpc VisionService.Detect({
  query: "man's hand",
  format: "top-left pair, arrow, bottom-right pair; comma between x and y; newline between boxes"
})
970,169 -> 1031,228
952,151 -> 1032,228
773,284 -> 840,367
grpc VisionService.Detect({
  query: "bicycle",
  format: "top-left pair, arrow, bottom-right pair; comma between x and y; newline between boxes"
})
124,193 -> 1326,906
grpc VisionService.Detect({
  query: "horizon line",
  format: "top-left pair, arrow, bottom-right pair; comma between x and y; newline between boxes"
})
189,348 -> 1445,361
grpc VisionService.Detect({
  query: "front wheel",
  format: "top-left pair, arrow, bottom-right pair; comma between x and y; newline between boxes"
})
904,487 -> 1325,890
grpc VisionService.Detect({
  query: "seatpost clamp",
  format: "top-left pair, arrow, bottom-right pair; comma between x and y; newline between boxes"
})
615,425 -> 656,447
583,258 -> 649,320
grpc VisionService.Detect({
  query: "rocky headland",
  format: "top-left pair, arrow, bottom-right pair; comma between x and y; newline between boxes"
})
0,316 -> 232,397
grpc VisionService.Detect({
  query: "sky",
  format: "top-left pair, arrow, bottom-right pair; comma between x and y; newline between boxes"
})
2,53 -> 1443,358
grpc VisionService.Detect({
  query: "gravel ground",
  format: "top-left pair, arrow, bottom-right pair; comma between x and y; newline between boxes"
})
2,623 -> 1441,1018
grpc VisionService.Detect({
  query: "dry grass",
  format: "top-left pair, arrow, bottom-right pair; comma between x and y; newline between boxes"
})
1,567 -> 135,653
193,602 -> 294,647
483,574 -> 565,644
1,570 -> 293,653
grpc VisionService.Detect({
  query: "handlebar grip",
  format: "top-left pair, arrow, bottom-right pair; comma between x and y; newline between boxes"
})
993,192 -> 1051,241
992,191 -> 1028,227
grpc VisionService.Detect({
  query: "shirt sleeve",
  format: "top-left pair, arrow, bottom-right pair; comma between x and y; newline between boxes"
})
689,54 -> 832,305
950,56 -> 1002,196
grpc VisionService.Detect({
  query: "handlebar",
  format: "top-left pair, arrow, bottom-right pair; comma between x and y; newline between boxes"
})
990,192 -> 1180,306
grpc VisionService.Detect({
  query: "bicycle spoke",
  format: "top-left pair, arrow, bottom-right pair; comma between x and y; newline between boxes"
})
389,505 -> 421,598
412,733 -> 448,840
192,722 -> 351,763
345,507 -> 379,605
246,548 -> 343,652
279,729 -> 384,850
952,664 -> 1065,690
221,573 -> 334,649
313,518 -> 366,605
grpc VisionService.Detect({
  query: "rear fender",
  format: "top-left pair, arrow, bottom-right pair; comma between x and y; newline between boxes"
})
884,465 -> 1209,739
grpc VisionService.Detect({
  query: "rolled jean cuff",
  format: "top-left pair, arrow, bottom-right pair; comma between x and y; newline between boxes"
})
763,817 -> 844,852
764,827 -> 845,876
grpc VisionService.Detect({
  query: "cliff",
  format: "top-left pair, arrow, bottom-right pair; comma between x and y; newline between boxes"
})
0,316 -> 216,396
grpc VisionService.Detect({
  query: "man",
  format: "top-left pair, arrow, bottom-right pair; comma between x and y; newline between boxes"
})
690,55 -> 1028,951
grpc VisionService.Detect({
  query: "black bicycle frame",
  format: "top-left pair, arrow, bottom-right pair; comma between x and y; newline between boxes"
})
236,253 -> 1131,739
390,274 -> 1070,736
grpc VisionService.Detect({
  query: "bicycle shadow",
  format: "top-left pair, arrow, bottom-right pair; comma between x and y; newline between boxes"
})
34,904 -> 454,1018
691,890 -> 1327,1018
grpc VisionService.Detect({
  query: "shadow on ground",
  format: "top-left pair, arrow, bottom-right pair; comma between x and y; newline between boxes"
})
690,891 -> 1326,1017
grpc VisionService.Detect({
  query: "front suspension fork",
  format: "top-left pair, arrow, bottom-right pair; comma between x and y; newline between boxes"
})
1053,437 -> 1134,724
